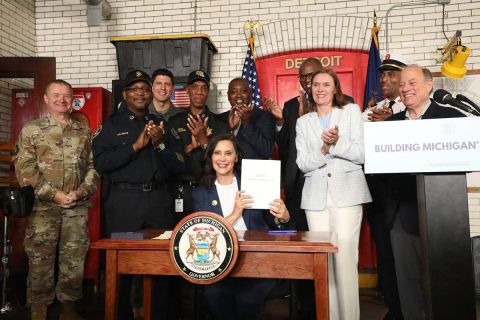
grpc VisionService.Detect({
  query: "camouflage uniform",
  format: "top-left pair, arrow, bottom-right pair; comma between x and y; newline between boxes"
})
14,115 -> 98,306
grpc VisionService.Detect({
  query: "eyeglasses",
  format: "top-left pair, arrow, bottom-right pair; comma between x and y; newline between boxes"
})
125,87 -> 151,94
298,72 -> 315,80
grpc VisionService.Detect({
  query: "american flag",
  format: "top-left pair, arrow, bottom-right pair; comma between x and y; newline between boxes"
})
170,84 -> 190,108
242,43 -> 262,108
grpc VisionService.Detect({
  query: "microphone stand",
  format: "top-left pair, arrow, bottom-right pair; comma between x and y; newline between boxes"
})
456,100 -> 480,116
456,94 -> 480,114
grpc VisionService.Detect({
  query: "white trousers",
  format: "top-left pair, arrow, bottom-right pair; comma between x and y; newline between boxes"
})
306,193 -> 363,320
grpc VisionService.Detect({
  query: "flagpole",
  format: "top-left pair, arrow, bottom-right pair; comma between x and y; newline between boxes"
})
362,12 -> 382,110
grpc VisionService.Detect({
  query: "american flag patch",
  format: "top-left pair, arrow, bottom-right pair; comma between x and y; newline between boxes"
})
171,85 -> 190,108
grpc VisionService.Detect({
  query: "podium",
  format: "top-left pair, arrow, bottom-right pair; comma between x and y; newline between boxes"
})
364,118 -> 480,320
417,173 -> 476,319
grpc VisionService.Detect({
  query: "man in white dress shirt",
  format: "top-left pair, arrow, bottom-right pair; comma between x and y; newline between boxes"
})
364,53 -> 408,320
363,54 -> 408,122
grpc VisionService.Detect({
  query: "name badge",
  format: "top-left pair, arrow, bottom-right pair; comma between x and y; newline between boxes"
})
175,199 -> 183,213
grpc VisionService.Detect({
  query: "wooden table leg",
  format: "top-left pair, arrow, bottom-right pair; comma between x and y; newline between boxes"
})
143,276 -> 153,320
105,250 -> 119,320
313,253 -> 329,320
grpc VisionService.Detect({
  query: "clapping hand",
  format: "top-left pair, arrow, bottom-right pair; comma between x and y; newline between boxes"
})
321,125 -> 339,154
133,124 -> 150,152
147,120 -> 165,146
264,97 -> 284,126
187,114 -> 209,145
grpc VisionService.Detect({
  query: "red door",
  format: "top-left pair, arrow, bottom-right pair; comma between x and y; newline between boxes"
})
72,87 -> 111,289
256,51 -> 376,270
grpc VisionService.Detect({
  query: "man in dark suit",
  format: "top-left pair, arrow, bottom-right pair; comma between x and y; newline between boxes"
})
264,57 -> 322,231
365,54 -> 407,320
220,78 -> 275,159
385,65 -> 465,320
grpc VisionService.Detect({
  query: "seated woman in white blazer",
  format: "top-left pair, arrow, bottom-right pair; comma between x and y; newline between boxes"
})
295,67 -> 372,320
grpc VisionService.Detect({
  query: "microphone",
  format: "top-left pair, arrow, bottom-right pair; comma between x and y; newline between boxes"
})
433,89 -> 480,116
455,94 -> 480,113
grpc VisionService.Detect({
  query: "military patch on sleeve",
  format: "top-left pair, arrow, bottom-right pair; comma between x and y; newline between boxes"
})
171,128 -> 180,139
93,125 -> 102,139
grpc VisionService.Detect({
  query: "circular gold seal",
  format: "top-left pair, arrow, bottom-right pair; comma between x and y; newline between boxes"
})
170,212 -> 238,285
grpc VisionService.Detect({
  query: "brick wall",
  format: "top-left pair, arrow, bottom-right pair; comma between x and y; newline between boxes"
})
33,0 -> 480,112
0,0 -> 36,141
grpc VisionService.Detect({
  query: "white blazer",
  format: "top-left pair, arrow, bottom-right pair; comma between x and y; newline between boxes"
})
296,103 -> 372,211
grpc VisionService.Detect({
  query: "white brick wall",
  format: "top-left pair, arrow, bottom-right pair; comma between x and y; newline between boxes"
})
32,0 -> 480,113
0,0 -> 36,140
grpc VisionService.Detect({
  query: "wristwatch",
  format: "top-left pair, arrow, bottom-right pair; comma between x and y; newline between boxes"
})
155,142 -> 166,151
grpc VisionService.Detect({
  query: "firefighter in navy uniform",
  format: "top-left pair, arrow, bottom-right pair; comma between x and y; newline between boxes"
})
169,70 -> 227,220
92,69 -> 184,320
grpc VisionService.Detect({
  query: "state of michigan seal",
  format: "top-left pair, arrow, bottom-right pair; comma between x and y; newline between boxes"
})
170,212 -> 239,284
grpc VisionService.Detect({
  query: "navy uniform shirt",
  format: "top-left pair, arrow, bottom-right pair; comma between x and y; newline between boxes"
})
169,106 -> 227,182
92,108 -> 184,184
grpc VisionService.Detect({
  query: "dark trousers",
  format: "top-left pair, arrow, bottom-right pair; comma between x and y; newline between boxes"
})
284,175 -> 315,319
367,205 -> 403,318
391,215 -> 425,320
117,275 -> 180,320
367,175 -> 403,319
105,186 -> 178,319
202,278 -> 276,320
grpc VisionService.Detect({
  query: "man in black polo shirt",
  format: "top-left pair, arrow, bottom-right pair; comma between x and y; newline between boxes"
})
93,69 -> 184,320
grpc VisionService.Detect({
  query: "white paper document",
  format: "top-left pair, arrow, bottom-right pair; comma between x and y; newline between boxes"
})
152,231 -> 172,240
240,159 -> 281,209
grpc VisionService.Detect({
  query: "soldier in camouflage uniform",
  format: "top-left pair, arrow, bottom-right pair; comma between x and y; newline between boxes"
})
13,80 -> 99,320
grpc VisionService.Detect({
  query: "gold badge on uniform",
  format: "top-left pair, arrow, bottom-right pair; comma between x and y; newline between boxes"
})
211,200 -> 218,206
171,128 -> 180,139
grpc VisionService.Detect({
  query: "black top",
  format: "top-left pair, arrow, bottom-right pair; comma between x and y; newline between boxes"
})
168,106 -> 227,182
218,107 -> 276,160
92,108 -> 185,184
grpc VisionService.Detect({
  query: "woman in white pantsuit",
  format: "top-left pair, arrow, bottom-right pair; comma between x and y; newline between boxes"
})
296,68 -> 372,320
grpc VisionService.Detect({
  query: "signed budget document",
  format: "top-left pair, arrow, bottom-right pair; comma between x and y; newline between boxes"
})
240,159 -> 281,209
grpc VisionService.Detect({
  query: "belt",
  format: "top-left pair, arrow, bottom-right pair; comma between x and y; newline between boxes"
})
110,181 -> 164,192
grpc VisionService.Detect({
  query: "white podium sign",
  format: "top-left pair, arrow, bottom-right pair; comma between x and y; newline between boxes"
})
364,117 -> 480,174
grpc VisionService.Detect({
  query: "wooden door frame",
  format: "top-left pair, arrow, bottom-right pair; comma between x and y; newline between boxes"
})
0,57 -> 56,119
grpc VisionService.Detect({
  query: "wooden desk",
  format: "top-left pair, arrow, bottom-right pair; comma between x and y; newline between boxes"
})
91,230 -> 337,320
